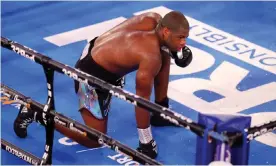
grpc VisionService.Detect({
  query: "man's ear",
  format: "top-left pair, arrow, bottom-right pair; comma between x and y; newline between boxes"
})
163,27 -> 170,36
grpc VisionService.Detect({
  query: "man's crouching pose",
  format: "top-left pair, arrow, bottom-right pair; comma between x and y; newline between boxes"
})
14,10 -> 193,159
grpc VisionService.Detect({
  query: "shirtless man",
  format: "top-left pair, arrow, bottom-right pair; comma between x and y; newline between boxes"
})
14,11 -> 192,159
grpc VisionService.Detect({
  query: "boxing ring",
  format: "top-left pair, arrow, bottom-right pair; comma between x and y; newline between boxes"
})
1,36 -> 276,165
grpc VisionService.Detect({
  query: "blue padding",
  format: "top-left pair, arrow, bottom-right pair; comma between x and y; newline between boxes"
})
195,113 -> 251,165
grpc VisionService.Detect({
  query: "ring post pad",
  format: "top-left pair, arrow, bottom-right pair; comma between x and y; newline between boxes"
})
195,113 -> 251,165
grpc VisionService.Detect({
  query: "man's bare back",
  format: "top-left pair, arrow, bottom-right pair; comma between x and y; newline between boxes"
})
92,12 -> 163,76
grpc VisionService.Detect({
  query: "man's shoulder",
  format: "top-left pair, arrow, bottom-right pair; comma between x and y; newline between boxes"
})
124,30 -> 158,44
132,32 -> 161,56
137,12 -> 162,23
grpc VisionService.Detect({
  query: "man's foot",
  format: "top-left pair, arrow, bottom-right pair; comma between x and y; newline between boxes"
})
137,139 -> 158,159
13,105 -> 34,138
150,113 -> 180,127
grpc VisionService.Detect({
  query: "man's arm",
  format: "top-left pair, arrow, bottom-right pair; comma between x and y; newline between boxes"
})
135,55 -> 161,129
151,51 -> 179,127
154,50 -> 171,102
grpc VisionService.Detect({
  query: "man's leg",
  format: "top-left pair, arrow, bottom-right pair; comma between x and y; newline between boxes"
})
56,82 -> 111,147
135,109 -> 158,159
14,83 -> 111,148
54,108 -> 108,148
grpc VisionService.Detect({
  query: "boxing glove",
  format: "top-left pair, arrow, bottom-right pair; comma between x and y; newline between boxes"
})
171,46 -> 193,68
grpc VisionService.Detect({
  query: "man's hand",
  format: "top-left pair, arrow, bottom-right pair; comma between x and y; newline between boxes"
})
171,46 -> 193,68
150,97 -> 180,127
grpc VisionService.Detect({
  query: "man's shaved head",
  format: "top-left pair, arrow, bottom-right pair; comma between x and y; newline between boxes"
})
160,11 -> 189,31
156,11 -> 190,52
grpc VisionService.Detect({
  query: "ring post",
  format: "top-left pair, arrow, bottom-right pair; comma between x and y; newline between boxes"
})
40,65 -> 55,165
195,113 -> 251,165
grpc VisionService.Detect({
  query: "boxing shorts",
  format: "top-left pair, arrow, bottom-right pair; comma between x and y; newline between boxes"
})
74,37 -> 125,120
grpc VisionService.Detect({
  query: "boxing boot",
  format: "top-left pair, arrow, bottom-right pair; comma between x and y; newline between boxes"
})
137,139 -> 158,159
13,105 -> 34,138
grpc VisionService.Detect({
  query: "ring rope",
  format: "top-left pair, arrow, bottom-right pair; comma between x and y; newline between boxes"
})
228,119 -> 276,145
246,119 -> 276,140
1,36 -> 234,143
2,36 -> 276,163
1,36 -> 206,137
3,36 -> 275,143
1,83 -> 162,165
1,138 -> 41,165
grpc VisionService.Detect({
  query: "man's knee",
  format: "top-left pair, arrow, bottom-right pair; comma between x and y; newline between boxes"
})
79,107 -> 108,133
